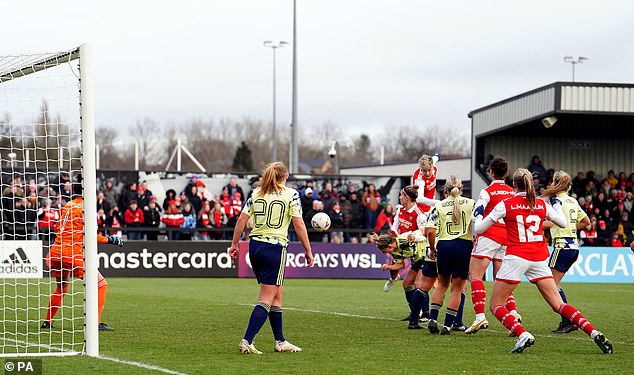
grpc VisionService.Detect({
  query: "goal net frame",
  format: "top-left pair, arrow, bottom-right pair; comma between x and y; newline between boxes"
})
0,44 -> 99,357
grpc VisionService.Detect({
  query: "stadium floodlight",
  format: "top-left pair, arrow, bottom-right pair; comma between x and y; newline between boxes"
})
0,45 -> 99,357
563,56 -> 589,82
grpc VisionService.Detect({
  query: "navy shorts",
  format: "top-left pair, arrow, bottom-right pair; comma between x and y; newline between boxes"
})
410,259 -> 424,272
249,239 -> 287,286
549,246 -> 579,274
436,239 -> 472,279
421,260 -> 438,278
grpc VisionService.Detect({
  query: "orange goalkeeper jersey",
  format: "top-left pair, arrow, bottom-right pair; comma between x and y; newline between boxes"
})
49,196 -> 108,261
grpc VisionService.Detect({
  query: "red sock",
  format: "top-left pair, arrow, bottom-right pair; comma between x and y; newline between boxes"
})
558,303 -> 595,336
506,293 -> 517,311
492,304 -> 525,337
98,279 -> 109,324
45,285 -> 69,322
470,279 -> 486,315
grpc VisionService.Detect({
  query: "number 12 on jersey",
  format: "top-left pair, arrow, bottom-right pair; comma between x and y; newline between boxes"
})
515,214 -> 543,243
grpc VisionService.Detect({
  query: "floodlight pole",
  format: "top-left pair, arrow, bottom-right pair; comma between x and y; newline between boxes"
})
264,41 -> 288,162
290,0 -> 299,174
563,56 -> 588,82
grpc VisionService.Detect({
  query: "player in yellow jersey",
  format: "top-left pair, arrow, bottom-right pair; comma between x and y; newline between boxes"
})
229,162 -> 314,354
425,175 -> 475,335
370,231 -> 428,329
542,171 -> 591,334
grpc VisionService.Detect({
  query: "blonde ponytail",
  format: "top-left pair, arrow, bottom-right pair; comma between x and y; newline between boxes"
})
259,162 -> 288,197
543,170 -> 571,199
444,175 -> 463,225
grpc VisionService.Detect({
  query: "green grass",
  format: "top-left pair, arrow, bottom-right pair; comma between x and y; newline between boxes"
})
3,278 -> 633,374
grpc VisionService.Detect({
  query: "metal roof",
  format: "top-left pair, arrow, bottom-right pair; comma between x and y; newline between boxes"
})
470,82 -> 634,137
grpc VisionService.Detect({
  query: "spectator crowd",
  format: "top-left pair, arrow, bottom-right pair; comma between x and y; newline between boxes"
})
3,163 -> 633,246
524,156 -> 634,247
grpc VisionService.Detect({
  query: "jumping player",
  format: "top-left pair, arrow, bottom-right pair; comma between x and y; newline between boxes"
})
229,162 -> 314,354
425,175 -> 475,335
42,177 -> 124,331
542,170 -> 591,334
413,153 -> 439,213
465,157 -> 522,334
473,168 -> 612,354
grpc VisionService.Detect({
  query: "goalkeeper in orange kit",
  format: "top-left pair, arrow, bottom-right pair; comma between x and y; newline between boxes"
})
41,177 -> 123,331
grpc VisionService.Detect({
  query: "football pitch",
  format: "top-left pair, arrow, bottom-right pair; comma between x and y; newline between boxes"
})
10,278 -> 634,374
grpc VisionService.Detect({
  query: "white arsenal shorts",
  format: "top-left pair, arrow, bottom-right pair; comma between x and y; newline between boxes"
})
495,254 -> 553,284
472,236 -> 506,262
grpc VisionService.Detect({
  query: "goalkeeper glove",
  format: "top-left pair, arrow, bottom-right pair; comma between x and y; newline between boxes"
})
473,205 -> 485,218
549,196 -> 562,207
107,235 -> 124,247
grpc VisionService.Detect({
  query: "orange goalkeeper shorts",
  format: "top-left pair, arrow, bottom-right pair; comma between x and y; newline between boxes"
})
46,253 -> 84,279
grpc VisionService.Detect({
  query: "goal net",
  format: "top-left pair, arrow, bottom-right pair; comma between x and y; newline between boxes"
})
0,45 -> 99,357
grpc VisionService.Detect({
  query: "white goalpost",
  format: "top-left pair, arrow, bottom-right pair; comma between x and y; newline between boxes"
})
0,44 -> 98,357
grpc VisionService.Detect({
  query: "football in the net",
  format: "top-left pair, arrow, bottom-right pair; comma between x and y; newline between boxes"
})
311,212 -> 331,232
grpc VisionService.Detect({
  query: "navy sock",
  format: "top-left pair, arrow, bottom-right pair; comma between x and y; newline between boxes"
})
243,302 -> 270,343
269,306 -> 285,342
405,286 -> 415,317
430,303 -> 441,321
558,288 -> 571,325
454,292 -> 466,326
558,288 -> 568,303
410,289 -> 425,323
421,290 -> 430,316
404,286 -> 415,305
444,308 -> 458,328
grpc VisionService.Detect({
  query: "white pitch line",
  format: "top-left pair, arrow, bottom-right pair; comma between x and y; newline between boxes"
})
238,303 -> 400,321
283,306 -> 403,321
1,337 -> 189,374
237,304 -> 634,346
98,355 -> 189,375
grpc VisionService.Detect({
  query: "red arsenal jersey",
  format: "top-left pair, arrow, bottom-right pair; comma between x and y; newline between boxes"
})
412,166 -> 437,212
393,204 -> 426,234
489,193 -> 549,261
476,180 -> 515,244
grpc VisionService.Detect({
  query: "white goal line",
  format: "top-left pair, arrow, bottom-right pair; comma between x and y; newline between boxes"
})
1,337 -> 189,375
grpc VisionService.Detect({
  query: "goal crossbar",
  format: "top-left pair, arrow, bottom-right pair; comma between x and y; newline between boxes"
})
0,48 -> 79,83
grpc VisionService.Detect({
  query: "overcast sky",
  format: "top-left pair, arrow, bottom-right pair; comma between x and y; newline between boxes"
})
4,0 -> 634,141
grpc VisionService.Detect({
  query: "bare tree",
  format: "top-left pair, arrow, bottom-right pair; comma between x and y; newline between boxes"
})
346,134 -> 374,166
299,121 -> 346,160
96,127 -> 127,169
130,118 -> 165,169
96,118 -> 470,173
179,118 -> 231,172
380,124 -> 469,162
